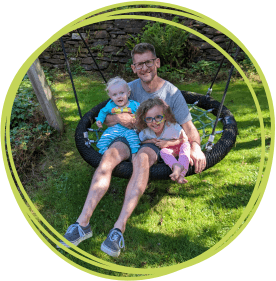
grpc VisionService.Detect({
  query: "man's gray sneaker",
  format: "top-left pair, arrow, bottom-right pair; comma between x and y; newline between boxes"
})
101,228 -> 125,257
57,222 -> 92,248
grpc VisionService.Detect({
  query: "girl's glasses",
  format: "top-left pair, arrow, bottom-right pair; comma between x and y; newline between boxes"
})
144,114 -> 164,123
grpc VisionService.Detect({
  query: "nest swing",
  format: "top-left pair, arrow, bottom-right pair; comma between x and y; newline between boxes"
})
59,32 -> 238,180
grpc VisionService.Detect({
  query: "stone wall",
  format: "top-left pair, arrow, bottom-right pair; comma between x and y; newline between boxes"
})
39,17 -> 242,71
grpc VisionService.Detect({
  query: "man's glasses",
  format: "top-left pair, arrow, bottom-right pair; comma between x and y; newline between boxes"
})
133,58 -> 157,70
144,114 -> 164,123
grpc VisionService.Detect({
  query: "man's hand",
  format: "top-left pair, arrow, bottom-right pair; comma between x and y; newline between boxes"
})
142,138 -> 157,145
105,113 -> 135,129
189,141 -> 206,173
96,120 -> 103,128
182,120 -> 206,174
118,113 -> 136,129
155,139 -> 169,148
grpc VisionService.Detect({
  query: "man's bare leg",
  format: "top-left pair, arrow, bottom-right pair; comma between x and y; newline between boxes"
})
58,141 -> 130,248
100,147 -> 156,257
77,141 -> 130,227
113,147 -> 157,233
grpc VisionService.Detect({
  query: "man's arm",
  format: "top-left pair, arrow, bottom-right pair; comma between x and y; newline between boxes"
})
141,138 -> 157,144
182,120 -> 206,173
105,113 -> 135,129
155,129 -> 187,148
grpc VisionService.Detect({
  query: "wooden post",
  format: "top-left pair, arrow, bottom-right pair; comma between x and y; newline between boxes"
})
27,59 -> 64,133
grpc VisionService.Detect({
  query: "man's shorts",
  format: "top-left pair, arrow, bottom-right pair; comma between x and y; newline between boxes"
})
138,143 -> 163,163
108,136 -> 163,162
108,136 -> 133,162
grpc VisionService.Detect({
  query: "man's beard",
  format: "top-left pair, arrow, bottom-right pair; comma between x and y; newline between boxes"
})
140,71 -> 155,83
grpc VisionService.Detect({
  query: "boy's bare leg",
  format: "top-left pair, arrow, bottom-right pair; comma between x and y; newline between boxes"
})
131,153 -> 136,162
77,141 -> 130,227
113,147 -> 157,233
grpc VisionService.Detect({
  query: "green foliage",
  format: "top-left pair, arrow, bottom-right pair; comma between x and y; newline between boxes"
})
70,62 -> 87,75
239,53 -> 258,75
63,58 -> 87,76
125,34 -> 142,52
142,17 -> 190,67
43,68 -> 56,86
157,64 -> 185,83
125,58 -> 133,74
91,45 -> 104,58
10,75 -> 54,174
153,60 -> 228,84
187,60 -> 223,76
126,17 -> 199,69
11,84 -> 37,128
49,41 -> 61,52
189,60 -> 219,75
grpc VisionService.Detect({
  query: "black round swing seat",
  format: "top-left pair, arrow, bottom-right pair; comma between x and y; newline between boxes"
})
75,91 -> 238,180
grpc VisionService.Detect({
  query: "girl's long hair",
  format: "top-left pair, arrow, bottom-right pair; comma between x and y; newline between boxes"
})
135,98 -> 177,131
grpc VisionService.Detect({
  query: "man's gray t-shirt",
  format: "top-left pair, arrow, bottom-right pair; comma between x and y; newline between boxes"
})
128,79 -> 192,125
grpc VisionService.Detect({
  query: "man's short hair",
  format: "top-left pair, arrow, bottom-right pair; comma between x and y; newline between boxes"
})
131,43 -> 156,61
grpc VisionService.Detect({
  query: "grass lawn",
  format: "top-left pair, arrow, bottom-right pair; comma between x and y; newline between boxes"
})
17,73 -> 271,277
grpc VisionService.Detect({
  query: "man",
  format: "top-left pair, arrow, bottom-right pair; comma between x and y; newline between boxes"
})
58,43 -> 206,257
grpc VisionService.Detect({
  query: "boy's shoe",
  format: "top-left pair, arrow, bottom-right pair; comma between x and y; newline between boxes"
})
57,222 -> 92,248
101,228 -> 125,257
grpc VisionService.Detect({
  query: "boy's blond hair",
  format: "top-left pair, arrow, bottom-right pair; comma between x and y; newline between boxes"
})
106,77 -> 130,94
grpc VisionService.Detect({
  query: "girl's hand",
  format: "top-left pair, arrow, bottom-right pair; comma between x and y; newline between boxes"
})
179,129 -> 189,143
155,139 -> 168,148
96,121 -> 103,128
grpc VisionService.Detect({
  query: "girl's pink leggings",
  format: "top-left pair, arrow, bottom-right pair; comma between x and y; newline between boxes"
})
160,141 -> 190,177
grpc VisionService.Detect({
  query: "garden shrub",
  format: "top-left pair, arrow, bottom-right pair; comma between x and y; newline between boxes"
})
10,75 -> 54,175
240,55 -> 256,72
187,60 -> 219,75
126,17 -> 199,69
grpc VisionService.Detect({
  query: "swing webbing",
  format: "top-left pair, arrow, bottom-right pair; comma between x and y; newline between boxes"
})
187,103 -> 223,149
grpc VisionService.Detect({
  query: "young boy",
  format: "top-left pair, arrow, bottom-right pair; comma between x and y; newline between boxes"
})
96,77 -> 140,161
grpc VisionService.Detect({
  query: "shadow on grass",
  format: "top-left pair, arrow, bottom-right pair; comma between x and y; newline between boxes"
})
35,162 -> 248,269
140,181 -> 252,212
21,76 -> 268,272
204,184 -> 253,209
35,150 -> 254,222
55,223 -> 209,274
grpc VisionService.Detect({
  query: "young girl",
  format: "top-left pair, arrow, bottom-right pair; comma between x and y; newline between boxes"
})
136,98 -> 191,184
96,77 -> 140,161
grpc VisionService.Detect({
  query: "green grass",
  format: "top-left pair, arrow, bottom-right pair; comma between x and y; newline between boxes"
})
18,73 -> 271,275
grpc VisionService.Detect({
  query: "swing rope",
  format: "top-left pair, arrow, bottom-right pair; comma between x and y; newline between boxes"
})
60,36 -> 103,145
205,45 -> 240,151
206,40 -> 233,97
77,30 -> 108,84
59,37 -> 83,119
